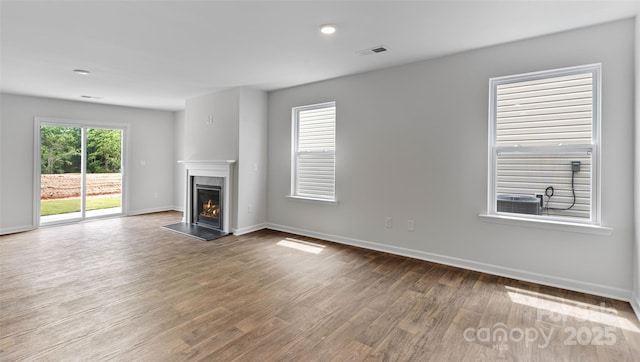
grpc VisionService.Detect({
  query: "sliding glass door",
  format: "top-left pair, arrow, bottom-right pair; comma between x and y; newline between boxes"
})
38,121 -> 125,225
39,125 -> 83,223
84,127 -> 123,218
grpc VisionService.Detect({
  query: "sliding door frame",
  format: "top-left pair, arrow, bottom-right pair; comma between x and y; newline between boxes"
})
33,117 -> 130,227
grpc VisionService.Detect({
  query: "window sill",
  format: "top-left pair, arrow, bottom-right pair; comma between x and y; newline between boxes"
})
286,195 -> 338,205
478,213 -> 613,236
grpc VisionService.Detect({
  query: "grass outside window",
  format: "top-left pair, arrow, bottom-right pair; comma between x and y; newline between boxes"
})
40,196 -> 121,216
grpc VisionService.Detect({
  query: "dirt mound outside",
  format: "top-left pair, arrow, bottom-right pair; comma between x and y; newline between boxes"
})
41,173 -> 121,200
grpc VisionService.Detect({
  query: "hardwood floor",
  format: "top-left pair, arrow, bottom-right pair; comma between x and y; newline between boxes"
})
1,211 -> 639,361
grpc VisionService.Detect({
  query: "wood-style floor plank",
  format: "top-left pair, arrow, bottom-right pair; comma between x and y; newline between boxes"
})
1,211 -> 639,361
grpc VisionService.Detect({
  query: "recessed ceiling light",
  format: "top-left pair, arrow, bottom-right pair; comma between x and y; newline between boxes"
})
73,69 -> 91,75
320,24 -> 336,35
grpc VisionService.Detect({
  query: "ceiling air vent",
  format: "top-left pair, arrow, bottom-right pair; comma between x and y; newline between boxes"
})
356,45 -> 389,56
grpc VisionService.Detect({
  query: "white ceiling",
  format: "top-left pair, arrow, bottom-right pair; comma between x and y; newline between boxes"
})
1,1 -> 638,111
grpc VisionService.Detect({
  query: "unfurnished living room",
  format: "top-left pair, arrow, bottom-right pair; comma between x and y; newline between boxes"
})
1,1 -> 640,361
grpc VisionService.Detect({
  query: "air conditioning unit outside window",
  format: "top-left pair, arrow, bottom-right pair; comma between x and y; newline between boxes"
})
496,194 -> 541,215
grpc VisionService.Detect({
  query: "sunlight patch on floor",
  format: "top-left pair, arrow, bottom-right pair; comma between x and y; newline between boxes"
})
276,238 -> 326,254
506,286 -> 640,333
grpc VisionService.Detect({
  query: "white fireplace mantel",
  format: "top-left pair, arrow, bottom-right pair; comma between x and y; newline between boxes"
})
178,160 -> 236,233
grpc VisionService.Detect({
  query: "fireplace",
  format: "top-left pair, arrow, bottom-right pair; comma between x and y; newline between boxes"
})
176,160 -> 235,237
164,160 -> 234,241
194,184 -> 223,230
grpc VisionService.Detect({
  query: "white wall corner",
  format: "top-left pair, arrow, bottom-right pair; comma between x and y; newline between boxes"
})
127,206 -> 176,216
634,12 -> 640,323
0,224 -> 36,236
632,292 -> 640,322
233,222 -> 268,236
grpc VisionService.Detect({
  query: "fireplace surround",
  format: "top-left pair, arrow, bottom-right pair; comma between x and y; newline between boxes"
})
178,160 -> 235,235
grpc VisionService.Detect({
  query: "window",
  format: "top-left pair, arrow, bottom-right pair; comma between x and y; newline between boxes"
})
291,102 -> 336,201
488,64 -> 600,224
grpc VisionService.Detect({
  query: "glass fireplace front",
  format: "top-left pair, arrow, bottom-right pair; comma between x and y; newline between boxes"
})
194,184 -> 222,230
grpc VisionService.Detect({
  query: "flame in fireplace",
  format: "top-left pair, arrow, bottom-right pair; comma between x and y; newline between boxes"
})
201,200 -> 220,218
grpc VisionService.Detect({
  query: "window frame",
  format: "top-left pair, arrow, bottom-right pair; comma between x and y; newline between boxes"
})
290,101 -> 337,202
487,64 -> 601,225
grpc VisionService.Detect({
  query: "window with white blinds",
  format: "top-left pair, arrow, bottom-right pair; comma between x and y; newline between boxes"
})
292,102 -> 336,201
489,64 -> 600,223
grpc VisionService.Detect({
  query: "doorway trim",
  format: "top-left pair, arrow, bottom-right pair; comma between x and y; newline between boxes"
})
33,117 -> 130,227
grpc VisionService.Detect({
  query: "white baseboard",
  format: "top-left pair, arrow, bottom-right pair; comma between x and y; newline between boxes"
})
632,292 -> 640,322
127,206 -> 176,216
267,223 -> 631,302
0,224 -> 35,235
172,206 -> 184,212
1,207 -> 179,234
233,223 -> 268,236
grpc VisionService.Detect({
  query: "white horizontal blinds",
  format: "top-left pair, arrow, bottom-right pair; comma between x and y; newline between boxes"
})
296,154 -> 335,198
294,103 -> 336,200
496,152 -> 592,219
297,106 -> 336,152
496,72 -> 593,147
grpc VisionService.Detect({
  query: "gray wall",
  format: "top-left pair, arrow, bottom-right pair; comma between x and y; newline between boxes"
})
237,88 -> 268,232
634,15 -> 640,316
267,19 -> 636,300
173,109 -> 186,211
0,93 -> 175,233
182,87 -> 268,233
184,89 -> 240,161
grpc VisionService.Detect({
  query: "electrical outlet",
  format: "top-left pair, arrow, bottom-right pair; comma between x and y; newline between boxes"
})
571,161 -> 581,172
385,217 -> 392,228
407,220 -> 415,232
